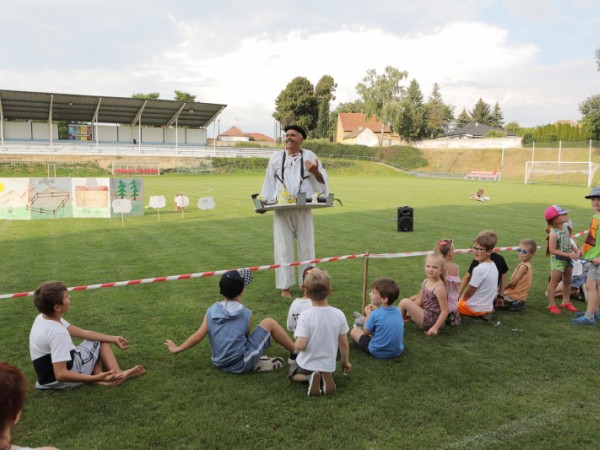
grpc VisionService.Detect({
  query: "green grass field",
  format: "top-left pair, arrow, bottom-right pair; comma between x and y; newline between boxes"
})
3,164 -> 600,449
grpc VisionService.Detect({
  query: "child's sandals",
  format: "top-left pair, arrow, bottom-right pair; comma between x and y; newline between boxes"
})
548,305 -> 561,315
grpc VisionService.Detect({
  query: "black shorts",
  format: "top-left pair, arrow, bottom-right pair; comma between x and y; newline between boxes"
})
357,334 -> 372,355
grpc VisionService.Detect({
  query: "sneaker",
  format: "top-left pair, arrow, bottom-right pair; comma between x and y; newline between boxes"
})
352,311 -> 366,328
560,302 -> 578,312
321,372 -> 336,395
571,315 -> 596,326
574,311 -> 600,320
547,305 -> 562,315
253,356 -> 284,372
308,372 -> 322,397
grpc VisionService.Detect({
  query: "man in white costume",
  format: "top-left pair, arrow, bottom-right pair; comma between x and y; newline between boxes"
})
261,125 -> 329,298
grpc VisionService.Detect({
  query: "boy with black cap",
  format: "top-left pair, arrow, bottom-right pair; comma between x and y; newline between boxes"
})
164,269 -> 296,373
573,187 -> 600,325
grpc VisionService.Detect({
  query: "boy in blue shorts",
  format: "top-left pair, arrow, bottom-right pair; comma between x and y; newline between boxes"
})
29,281 -> 145,389
350,278 -> 404,359
165,269 -> 296,373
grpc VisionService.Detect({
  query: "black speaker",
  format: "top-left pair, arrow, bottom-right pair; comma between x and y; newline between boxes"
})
397,206 -> 413,232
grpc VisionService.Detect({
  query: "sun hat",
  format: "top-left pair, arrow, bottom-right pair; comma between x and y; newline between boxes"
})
585,187 -> 600,199
544,205 -> 569,221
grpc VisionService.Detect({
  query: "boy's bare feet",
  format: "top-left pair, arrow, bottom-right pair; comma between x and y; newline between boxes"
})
281,289 -> 292,298
110,365 -> 146,386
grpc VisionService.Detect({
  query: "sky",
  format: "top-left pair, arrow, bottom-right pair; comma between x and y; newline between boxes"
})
0,0 -> 598,138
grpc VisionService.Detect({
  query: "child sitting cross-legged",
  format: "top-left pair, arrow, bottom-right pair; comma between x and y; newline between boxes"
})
350,278 -> 404,358
29,281 -> 145,389
165,269 -> 296,373
289,268 -> 351,396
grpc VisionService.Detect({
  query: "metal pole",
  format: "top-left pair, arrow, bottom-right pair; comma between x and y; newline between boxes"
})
558,140 -> 562,185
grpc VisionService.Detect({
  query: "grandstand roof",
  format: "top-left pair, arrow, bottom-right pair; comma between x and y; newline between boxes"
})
0,89 -> 226,128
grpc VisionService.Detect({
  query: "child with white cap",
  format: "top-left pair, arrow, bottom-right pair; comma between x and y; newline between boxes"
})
572,187 -> 600,325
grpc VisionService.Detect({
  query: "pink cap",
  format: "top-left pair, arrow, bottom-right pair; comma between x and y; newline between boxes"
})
544,205 -> 569,221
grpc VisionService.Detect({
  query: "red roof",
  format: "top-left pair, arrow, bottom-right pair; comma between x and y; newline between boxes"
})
221,125 -> 245,137
338,113 -> 391,133
245,132 -> 274,142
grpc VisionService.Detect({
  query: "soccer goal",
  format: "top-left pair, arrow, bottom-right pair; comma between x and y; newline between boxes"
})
524,161 -> 599,187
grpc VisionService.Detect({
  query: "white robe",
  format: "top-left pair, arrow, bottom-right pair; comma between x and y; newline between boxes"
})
261,149 -> 328,289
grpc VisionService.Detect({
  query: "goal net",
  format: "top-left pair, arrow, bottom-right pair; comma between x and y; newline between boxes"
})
524,161 -> 599,187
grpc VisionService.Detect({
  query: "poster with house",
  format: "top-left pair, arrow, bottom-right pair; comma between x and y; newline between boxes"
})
72,178 -> 111,218
0,178 -> 30,220
110,178 -> 144,217
29,178 -> 73,219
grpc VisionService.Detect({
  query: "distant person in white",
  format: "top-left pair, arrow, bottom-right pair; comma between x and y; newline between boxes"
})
261,125 -> 329,298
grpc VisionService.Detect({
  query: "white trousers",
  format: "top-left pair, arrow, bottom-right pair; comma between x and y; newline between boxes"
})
273,209 -> 315,289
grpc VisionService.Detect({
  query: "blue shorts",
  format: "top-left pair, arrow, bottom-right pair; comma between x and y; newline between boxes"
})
571,274 -> 586,289
219,326 -> 272,374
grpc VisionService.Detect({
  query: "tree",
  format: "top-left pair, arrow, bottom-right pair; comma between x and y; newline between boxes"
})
117,180 -> 127,198
334,100 -> 364,113
393,79 -> 426,141
454,108 -> 472,129
470,98 -> 492,125
580,94 -> 600,140
273,76 -> 318,133
131,92 -> 160,99
424,83 -> 453,138
314,75 -> 337,139
505,121 -> 520,135
356,66 -> 408,145
174,91 -> 196,102
490,102 -> 504,128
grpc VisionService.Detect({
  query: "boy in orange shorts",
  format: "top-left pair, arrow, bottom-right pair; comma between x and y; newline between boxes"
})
458,233 -> 499,318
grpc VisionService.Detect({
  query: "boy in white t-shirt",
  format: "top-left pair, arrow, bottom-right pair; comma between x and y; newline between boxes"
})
286,266 -> 315,332
458,233 -> 499,319
29,281 -> 145,389
289,268 -> 352,396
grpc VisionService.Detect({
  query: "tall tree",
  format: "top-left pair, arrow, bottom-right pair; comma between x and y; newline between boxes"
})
505,121 -> 520,135
131,92 -> 160,99
314,75 -> 337,139
490,102 -> 504,128
356,66 -> 408,145
425,83 -> 450,138
273,76 -> 318,133
455,108 -> 472,129
470,98 -> 492,125
174,91 -> 196,102
394,79 -> 425,140
580,94 -> 600,140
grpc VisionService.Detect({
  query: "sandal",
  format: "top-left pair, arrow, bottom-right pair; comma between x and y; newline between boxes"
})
548,305 -> 562,315
560,302 -> 578,312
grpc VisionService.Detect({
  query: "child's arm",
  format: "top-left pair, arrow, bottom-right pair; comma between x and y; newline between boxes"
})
165,315 -> 208,354
294,336 -> 308,352
498,273 -> 507,297
68,325 -> 129,350
458,273 -> 472,297
426,285 -> 448,337
338,333 -> 352,374
461,285 -> 476,301
52,360 -> 119,384
505,264 -> 528,290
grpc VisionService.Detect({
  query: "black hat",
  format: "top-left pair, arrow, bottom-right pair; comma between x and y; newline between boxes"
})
219,269 -> 253,299
220,270 -> 245,299
284,125 -> 307,139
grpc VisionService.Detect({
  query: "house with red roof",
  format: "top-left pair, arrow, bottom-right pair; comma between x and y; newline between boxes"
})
335,113 -> 401,146
219,125 -> 249,142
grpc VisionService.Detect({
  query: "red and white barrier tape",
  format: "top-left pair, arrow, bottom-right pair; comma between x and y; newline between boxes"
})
1,233 -> 589,300
0,253 -> 367,299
